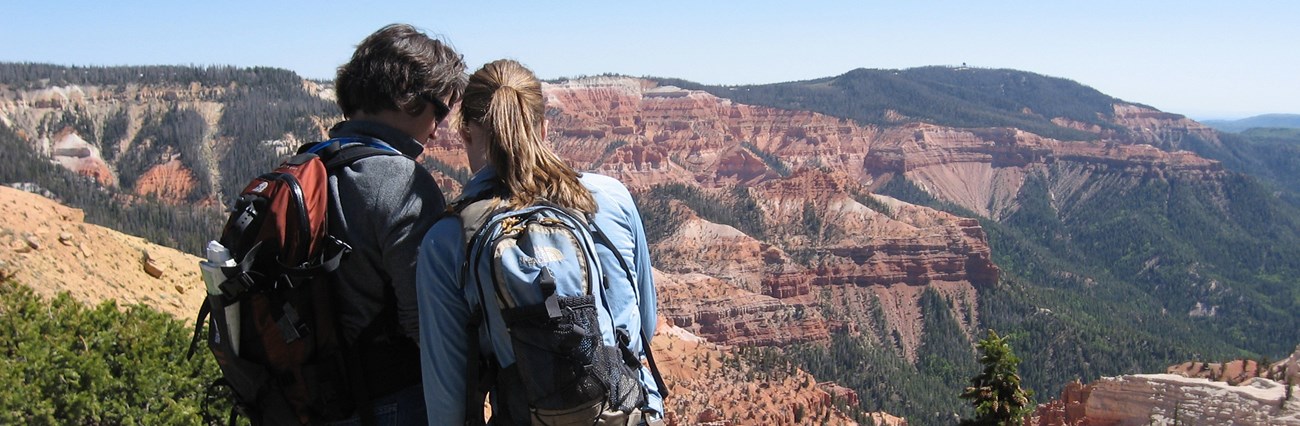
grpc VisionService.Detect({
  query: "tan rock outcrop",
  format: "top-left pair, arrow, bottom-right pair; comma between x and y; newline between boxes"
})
49,128 -> 117,186
864,122 -> 1223,219
865,412 -> 908,426
142,251 -> 165,278
1028,380 -> 1092,426
1109,104 -> 1223,152
653,211 -> 776,295
23,234 -> 43,250
1082,374 -> 1296,426
0,186 -> 204,318
536,77 -> 878,188
1028,349 -> 1300,426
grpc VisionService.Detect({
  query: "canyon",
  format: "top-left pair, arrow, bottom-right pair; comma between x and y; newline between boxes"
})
3,66 -> 1295,425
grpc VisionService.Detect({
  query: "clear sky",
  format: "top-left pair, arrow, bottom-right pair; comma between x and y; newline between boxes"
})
5,1 -> 1297,120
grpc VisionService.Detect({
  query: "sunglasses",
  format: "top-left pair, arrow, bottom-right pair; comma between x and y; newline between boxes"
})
421,93 -> 451,123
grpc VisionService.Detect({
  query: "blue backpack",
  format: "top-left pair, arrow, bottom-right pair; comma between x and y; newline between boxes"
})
454,196 -> 666,425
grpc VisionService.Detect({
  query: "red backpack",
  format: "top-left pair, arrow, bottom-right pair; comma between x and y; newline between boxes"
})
188,139 -> 401,425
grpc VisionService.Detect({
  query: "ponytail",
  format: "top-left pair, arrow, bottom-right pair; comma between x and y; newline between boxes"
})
461,60 -> 596,213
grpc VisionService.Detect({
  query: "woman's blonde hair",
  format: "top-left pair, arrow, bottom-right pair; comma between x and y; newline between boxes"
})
459,59 -> 596,213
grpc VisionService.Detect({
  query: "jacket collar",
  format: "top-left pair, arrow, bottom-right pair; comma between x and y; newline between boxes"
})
327,120 -> 425,158
458,165 -> 500,203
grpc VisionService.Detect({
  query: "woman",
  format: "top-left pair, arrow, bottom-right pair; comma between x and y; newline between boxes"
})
416,59 -> 664,425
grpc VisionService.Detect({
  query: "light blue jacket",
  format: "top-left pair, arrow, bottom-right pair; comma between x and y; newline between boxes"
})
416,166 -> 662,424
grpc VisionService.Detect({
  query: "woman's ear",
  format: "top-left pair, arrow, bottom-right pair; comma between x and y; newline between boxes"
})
458,122 -> 472,145
464,121 -> 490,173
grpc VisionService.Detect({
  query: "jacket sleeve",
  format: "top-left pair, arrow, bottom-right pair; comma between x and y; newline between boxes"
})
416,217 -> 472,424
626,196 -> 657,342
624,192 -> 663,414
586,174 -> 664,414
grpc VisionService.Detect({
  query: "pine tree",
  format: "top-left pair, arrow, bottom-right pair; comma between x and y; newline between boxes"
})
1286,373 -> 1293,403
959,329 -> 1034,425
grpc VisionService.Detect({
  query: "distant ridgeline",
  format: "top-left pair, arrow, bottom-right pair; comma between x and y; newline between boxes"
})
1215,127 -> 1300,205
0,63 -> 308,88
1199,114 -> 1300,204
1203,114 -> 1300,133
655,66 -> 1300,211
654,66 -> 1135,141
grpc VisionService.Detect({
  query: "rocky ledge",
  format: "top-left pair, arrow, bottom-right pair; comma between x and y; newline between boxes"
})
1028,346 -> 1300,426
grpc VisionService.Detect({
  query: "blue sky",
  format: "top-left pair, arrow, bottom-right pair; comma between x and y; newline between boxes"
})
5,1 -> 1297,120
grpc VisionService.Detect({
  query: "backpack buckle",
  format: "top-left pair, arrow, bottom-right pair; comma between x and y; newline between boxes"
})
276,302 -> 309,343
616,327 -> 640,368
276,274 -> 297,290
538,267 -> 562,319
219,272 -> 257,299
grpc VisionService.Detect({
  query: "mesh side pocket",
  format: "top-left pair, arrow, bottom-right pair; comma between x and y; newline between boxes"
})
600,344 -> 646,412
502,295 -> 621,411
206,295 -> 265,402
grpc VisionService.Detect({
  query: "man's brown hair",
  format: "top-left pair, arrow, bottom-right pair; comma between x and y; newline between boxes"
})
335,24 -> 467,118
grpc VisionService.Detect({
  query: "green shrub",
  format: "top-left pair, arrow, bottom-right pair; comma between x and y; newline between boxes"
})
0,279 -> 225,425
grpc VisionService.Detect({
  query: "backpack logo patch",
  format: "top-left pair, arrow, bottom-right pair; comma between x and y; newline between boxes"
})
520,246 -> 565,266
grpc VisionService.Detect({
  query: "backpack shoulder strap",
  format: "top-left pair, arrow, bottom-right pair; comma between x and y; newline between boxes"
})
447,197 -> 499,426
284,138 -> 404,279
454,198 -> 501,245
446,183 -> 516,246
462,303 -> 491,426
299,137 -> 404,169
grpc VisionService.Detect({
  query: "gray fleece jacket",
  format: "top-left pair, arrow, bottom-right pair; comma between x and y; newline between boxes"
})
324,120 -> 445,345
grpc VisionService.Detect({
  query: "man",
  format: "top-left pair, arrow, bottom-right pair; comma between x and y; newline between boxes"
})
321,23 -> 466,424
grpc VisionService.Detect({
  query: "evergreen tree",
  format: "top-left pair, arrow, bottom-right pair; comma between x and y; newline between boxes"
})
0,279 -> 224,424
959,329 -> 1033,426
1286,373 -> 1293,403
